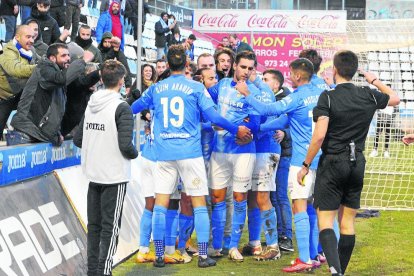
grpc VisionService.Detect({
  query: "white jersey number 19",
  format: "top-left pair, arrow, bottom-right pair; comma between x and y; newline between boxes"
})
161,96 -> 184,128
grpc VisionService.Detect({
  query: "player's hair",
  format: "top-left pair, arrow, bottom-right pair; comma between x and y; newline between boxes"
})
299,49 -> 322,73
197,53 -> 213,66
333,50 -> 359,80
46,43 -> 68,58
229,34 -> 238,39
100,60 -> 127,88
167,45 -> 187,71
193,68 -> 211,83
214,48 -> 235,65
289,58 -> 314,81
263,69 -> 284,89
187,62 -> 197,76
235,51 -> 256,65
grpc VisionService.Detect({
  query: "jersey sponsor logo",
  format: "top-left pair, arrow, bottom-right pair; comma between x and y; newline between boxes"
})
85,122 -> 105,131
218,95 -> 244,109
159,132 -> 191,139
0,202 -> 82,274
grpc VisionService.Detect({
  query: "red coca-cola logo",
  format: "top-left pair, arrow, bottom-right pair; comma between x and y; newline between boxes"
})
297,15 -> 340,30
198,13 -> 239,28
247,14 -> 288,29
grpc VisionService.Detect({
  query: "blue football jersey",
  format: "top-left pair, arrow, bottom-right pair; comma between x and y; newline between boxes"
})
141,116 -> 157,162
245,83 -> 322,169
252,78 -> 280,154
132,74 -> 215,161
208,78 -> 260,154
311,74 -> 330,91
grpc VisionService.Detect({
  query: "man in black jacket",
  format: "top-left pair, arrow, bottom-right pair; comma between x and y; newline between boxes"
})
154,11 -> 176,60
10,43 -> 94,146
27,0 -> 69,45
0,0 -> 19,42
65,0 -> 83,41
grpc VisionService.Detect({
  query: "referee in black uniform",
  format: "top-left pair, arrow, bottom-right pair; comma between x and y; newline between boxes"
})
297,50 -> 400,275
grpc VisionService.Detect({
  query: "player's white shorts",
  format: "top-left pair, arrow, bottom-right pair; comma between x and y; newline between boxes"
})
139,155 -> 156,198
252,153 -> 280,192
155,157 -> 208,197
288,165 -> 316,200
209,152 -> 256,193
170,177 -> 182,200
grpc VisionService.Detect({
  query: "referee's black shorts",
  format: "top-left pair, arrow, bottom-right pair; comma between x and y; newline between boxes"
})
313,152 -> 366,211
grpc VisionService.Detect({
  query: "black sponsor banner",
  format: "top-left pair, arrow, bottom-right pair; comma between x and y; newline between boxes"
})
0,173 -> 87,276
166,3 -> 193,28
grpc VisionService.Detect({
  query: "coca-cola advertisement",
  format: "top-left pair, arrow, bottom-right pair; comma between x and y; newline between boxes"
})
193,9 -> 347,33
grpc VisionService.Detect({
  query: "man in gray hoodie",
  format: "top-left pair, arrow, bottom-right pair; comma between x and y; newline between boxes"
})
74,60 -> 138,276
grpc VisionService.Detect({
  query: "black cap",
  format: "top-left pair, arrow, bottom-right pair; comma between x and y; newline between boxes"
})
188,34 -> 196,40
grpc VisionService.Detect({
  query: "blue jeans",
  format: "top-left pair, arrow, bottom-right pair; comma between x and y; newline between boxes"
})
270,156 -> 292,239
19,6 -> 31,24
3,15 -> 16,42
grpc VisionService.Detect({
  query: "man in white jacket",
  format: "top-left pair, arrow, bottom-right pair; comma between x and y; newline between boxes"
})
74,60 -> 138,276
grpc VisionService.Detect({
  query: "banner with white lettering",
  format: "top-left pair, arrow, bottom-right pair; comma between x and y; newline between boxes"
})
193,9 -> 347,33
0,141 -> 81,186
166,3 -> 193,28
0,173 -> 87,275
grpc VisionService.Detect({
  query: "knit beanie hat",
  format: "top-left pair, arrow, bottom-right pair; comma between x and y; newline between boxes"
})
102,32 -> 113,41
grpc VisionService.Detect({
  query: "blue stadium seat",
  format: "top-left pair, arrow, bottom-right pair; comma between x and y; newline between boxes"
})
128,59 -> 137,75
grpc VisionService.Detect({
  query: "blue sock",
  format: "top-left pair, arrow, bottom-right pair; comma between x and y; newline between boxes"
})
152,205 -> 167,257
139,209 -> 153,247
229,200 -> 247,249
177,213 -> 194,249
248,207 -> 261,245
211,201 -> 226,250
194,206 -> 210,257
261,207 -> 278,246
294,212 -> 310,263
307,203 -> 319,260
165,209 -> 179,248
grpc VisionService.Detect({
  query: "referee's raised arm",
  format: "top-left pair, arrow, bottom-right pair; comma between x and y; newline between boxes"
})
360,69 -> 400,106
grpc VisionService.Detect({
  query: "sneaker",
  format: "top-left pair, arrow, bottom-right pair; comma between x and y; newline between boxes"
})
282,258 -> 313,273
165,250 -> 185,264
255,246 -> 281,261
317,253 -> 327,264
136,251 -> 156,263
241,243 -> 262,256
279,237 -> 294,252
384,150 -> 390,158
185,240 -> 198,255
312,258 -> 321,269
207,247 -> 223,258
153,256 -> 165,268
178,249 -> 192,263
369,149 -> 378,157
228,247 -> 244,262
198,256 -> 217,268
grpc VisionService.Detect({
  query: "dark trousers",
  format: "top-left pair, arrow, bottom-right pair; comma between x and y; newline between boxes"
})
129,17 -> 138,41
87,182 -> 127,276
0,94 -> 20,140
374,112 -> 392,150
65,5 -> 81,41
50,6 -> 66,27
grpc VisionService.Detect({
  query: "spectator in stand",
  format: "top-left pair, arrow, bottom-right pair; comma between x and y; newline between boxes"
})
155,59 -> 167,76
185,61 -> 197,79
197,53 -> 215,71
124,0 -> 141,40
155,11 -> 176,60
0,25 -> 39,139
99,0 -> 108,14
168,30 -> 183,48
184,34 -> 196,61
87,0 -> 97,9
28,0 -> 70,45
49,0 -> 65,27
17,0 -> 32,24
75,24 -> 102,63
61,61 -> 100,137
131,63 -> 156,94
0,0 -> 19,43
167,14 -> 179,47
222,36 -> 230,48
9,43 -> 94,146
229,34 -> 253,54
96,0 -> 125,51
26,19 -> 48,57
65,0 -> 83,42
214,48 -> 235,80
98,32 -> 132,93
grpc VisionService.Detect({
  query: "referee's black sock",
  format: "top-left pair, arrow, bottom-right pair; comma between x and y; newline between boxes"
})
320,228 -> 342,275
338,234 -> 355,274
